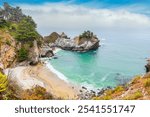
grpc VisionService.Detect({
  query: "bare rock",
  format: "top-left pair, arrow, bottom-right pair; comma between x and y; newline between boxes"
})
145,59 -> 150,73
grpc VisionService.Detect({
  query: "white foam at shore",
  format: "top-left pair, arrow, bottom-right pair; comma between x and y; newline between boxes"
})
53,48 -> 62,54
46,61 -> 69,83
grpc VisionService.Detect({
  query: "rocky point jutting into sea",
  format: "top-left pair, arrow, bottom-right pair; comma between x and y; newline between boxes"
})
44,31 -> 100,52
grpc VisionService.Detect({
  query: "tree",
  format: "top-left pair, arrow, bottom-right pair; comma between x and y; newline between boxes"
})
79,30 -> 94,40
0,19 -> 10,28
15,16 -> 39,42
0,72 -> 8,92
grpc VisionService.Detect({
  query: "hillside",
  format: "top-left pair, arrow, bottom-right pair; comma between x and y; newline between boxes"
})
93,71 -> 150,100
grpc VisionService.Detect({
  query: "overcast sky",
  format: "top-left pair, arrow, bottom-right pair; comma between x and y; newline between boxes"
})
1,0 -> 150,37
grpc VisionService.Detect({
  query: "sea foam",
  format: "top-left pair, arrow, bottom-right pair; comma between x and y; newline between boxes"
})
46,61 -> 69,83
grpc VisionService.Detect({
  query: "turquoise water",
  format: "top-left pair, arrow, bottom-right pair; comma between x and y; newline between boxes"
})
49,33 -> 150,89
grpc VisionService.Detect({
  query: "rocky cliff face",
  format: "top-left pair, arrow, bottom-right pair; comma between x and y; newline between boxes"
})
0,2 -> 25,22
46,31 -> 100,52
0,30 -> 16,70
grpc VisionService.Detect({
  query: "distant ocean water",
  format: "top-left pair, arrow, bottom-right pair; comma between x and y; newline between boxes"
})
47,33 -> 150,90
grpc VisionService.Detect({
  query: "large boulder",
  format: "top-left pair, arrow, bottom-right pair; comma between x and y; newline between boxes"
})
145,59 -> 150,73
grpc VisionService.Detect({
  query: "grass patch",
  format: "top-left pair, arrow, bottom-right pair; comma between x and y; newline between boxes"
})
113,86 -> 124,93
124,91 -> 143,100
131,76 -> 141,84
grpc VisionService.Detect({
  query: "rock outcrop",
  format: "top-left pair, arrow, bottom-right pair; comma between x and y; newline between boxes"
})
0,30 -> 16,69
0,2 -> 25,22
39,46 -> 54,58
44,32 -> 60,44
145,59 -> 150,73
46,31 -> 100,52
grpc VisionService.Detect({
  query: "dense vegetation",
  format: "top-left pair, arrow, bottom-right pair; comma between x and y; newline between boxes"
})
79,30 -> 96,40
0,19 -> 10,28
0,2 -> 42,62
14,16 -> 39,42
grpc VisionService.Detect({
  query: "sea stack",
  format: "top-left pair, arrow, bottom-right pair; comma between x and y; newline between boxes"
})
44,30 -> 100,52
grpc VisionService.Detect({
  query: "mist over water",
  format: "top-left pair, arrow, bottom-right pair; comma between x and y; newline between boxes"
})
49,32 -> 150,89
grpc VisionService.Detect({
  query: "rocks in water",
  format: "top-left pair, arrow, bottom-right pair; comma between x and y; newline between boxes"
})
39,46 -> 54,58
145,59 -> 150,72
82,86 -> 87,90
53,56 -> 58,59
45,30 -> 100,52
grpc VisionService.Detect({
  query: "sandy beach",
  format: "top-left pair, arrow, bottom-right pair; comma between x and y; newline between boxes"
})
6,64 -> 79,99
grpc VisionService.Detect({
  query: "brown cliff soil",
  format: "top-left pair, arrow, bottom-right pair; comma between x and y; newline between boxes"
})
0,30 -> 16,69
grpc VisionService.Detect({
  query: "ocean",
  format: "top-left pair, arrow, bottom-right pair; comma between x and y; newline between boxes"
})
47,33 -> 150,90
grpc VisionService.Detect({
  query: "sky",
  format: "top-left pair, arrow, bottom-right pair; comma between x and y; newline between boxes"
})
1,0 -> 150,36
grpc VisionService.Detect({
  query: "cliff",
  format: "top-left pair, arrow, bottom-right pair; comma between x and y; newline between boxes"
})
0,30 -> 16,69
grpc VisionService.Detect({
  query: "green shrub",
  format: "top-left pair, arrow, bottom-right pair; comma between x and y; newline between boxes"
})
0,19 -> 10,28
15,16 -> 39,42
18,47 -> 28,62
0,72 -> 8,92
21,85 -> 53,100
113,86 -> 124,93
6,40 -> 11,46
2,80 -> 21,100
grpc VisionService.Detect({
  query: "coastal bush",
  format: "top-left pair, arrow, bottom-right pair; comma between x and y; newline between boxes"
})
21,85 -> 53,100
2,80 -> 21,100
0,19 -> 10,28
113,86 -> 124,93
18,47 -> 28,62
79,30 -> 94,40
124,91 -> 143,100
144,78 -> 150,88
0,72 -> 8,93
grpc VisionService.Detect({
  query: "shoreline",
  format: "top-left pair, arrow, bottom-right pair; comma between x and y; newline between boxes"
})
6,64 -> 80,99
4,47 -> 109,99
4,47 -> 83,99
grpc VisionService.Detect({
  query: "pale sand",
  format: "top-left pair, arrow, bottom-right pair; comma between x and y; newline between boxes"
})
6,64 -> 79,99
